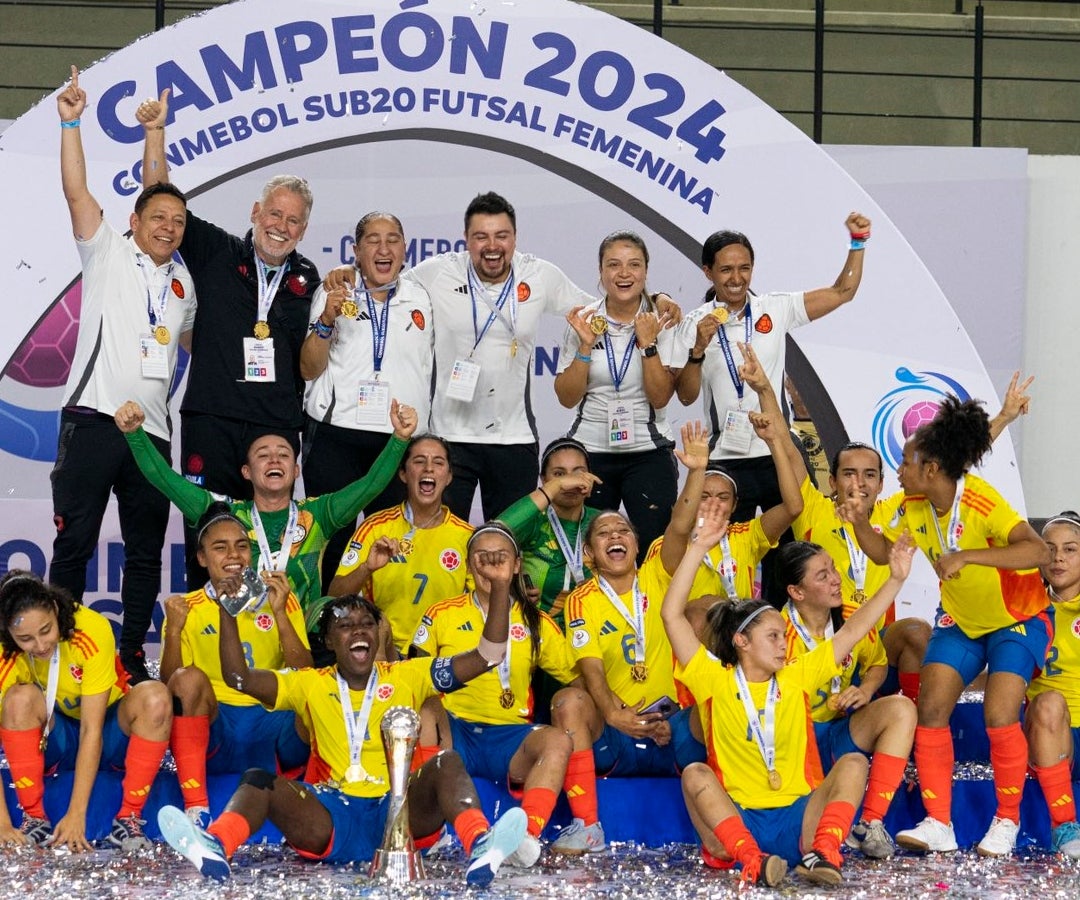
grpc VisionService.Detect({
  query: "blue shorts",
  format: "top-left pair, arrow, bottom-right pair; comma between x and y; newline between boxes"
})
923,607 -> 1054,686
44,704 -> 128,772
293,784 -> 389,865
593,707 -> 706,776
1071,727 -> 1080,781
812,718 -> 864,773
735,794 -> 811,866
447,714 -> 538,787
208,704 -> 309,774
876,664 -> 901,698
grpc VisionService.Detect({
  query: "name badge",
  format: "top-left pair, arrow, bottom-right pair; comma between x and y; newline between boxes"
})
243,337 -> 276,383
356,379 -> 390,426
446,358 -> 481,402
720,407 -> 753,454
607,399 -> 636,447
139,335 -> 169,380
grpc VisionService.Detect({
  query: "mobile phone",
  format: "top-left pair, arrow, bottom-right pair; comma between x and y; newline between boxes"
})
641,697 -> 677,720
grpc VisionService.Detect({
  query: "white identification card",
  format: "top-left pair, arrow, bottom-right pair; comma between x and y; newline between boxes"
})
138,336 -> 169,380
720,407 -> 753,454
356,379 -> 390,426
607,399 -> 636,447
243,337 -> 277,383
446,358 -> 481,402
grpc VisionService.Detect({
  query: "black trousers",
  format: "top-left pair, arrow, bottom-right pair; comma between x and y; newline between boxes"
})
443,441 -> 539,523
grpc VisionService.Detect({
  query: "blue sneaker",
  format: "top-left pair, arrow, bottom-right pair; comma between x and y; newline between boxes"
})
465,807 -> 527,888
1052,820 -> 1080,859
158,805 -> 231,881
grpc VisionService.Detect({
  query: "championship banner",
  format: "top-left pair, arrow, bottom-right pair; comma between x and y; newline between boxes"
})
0,0 -> 1020,638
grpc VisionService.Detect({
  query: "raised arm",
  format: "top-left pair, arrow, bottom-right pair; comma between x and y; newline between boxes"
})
839,492 -> 894,565
448,548 -> 511,684
58,66 -> 102,241
158,593 -> 189,684
328,535 -> 398,599
216,592 -> 280,708
658,420 -> 711,574
299,284 -> 348,381
674,312 -> 720,406
634,309 -> 676,408
263,572 -> 314,669
989,370 -> 1033,443
803,212 -> 871,321
553,307 -> 599,408
137,88 -> 171,187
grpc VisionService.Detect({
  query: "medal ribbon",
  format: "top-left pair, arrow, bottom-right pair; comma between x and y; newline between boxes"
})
361,277 -> 396,375
930,474 -> 966,556
472,593 -> 512,696
596,575 -> 646,670
784,601 -> 841,694
337,667 -> 380,781
28,646 -> 60,746
603,329 -> 638,395
546,507 -> 585,587
135,253 -> 174,332
254,256 -> 289,334
466,262 -> 517,355
714,300 -> 753,403
734,663 -> 779,777
701,535 -> 737,598
840,524 -> 868,598
249,501 -> 299,575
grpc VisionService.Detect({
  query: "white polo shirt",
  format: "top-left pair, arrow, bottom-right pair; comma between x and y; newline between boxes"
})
405,250 -> 589,444
557,297 -> 676,452
304,276 -> 434,433
675,291 -> 808,461
65,218 -> 196,441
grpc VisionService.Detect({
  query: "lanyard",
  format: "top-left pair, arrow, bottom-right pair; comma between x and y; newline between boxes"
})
734,663 -> 780,776
714,301 -> 753,403
701,535 -> 737,598
784,601 -> 841,694
29,647 -> 61,747
840,524 -> 868,596
249,501 -> 299,574
135,254 -> 174,330
472,593 -> 512,694
254,256 -> 289,329
596,575 -> 646,667
467,262 -> 516,355
930,475 -> 966,556
603,329 -> 638,395
361,280 -> 396,375
546,507 -> 585,587
337,668 -> 381,782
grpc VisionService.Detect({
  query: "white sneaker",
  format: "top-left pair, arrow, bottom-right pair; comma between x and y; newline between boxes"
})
503,832 -> 542,868
465,807 -> 527,887
551,818 -> 607,856
976,816 -> 1019,857
895,816 -> 958,853
846,818 -> 895,859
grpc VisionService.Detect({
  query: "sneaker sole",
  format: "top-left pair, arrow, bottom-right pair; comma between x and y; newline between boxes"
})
761,854 -> 787,887
466,808 -> 527,887
795,863 -> 842,886
158,806 -> 231,881
860,841 -> 895,860
896,835 -> 958,854
976,844 -> 1013,858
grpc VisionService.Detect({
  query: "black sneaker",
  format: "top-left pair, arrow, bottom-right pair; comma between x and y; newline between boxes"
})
747,853 -> 787,887
795,849 -> 842,886
121,649 -> 151,685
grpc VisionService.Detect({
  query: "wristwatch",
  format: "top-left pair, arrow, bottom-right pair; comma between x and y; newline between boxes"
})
640,343 -> 659,358
686,350 -> 706,365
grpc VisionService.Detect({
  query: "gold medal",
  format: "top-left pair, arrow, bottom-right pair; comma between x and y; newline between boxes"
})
510,338 -> 518,358
711,306 -> 730,325
589,315 -> 609,335
499,688 -> 515,710
398,538 -> 413,556
344,763 -> 366,784
851,590 -> 867,605
253,320 -> 270,340
154,325 -> 171,345
38,733 -> 47,753
827,693 -> 844,711
768,769 -> 782,791
340,299 -> 359,319
631,662 -> 648,683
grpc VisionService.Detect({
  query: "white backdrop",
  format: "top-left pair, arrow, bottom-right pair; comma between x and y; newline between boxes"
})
0,0 -> 1026,649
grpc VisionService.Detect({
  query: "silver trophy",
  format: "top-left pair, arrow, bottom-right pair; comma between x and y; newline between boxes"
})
369,705 -> 425,881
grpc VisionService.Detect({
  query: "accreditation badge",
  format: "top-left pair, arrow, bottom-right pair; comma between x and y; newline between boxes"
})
719,408 -> 753,454
243,337 -> 276,383
355,379 -> 390,426
445,358 -> 481,402
139,335 -> 169,380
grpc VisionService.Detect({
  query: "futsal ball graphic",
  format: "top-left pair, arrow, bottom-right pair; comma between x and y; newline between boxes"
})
6,284 -> 81,388
900,400 -> 942,438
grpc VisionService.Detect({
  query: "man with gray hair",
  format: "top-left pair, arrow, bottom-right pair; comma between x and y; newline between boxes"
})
139,91 -> 319,588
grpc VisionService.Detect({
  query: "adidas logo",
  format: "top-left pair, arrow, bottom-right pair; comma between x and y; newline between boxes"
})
599,621 -> 619,635
201,624 -> 218,636
457,621 -> 475,632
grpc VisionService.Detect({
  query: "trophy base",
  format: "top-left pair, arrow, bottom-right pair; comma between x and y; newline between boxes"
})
369,848 -> 426,882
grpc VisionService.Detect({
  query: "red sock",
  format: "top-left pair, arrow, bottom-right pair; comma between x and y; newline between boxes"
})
208,810 -> 251,859
712,815 -> 761,866
701,844 -> 736,869
913,725 -> 953,823
118,734 -> 169,818
453,807 -> 489,856
813,800 -> 856,867
520,786 -> 558,837
170,715 -> 210,810
1032,760 -> 1077,827
898,671 -> 921,703
411,744 -> 441,772
563,749 -> 599,826
987,722 -> 1027,822
0,727 -> 46,818
861,752 -> 908,822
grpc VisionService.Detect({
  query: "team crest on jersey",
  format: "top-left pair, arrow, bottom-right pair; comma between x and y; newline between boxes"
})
376,683 -> 395,701
509,623 -> 529,642
1071,617 -> 1080,639
440,549 -> 461,571
292,525 -> 307,543
755,313 -> 773,334
413,624 -> 429,645
411,309 -> 426,330
937,612 -> 955,628
641,596 -> 649,612
170,278 -> 185,299
69,664 -> 83,682
842,653 -> 853,670
517,282 -> 531,302
255,612 -> 274,632
572,629 -> 589,649
342,543 -> 362,567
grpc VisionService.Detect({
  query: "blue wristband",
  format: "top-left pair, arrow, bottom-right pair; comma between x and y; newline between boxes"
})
309,319 -> 333,339
849,239 -> 866,251
575,352 -> 592,364
60,119 -> 81,129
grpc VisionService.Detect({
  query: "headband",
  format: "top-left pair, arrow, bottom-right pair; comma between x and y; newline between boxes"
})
735,604 -> 772,635
468,524 -> 520,556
